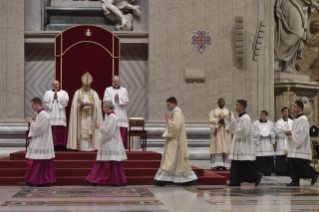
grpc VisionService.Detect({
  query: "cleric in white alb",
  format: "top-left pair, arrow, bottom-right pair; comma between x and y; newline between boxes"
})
227,100 -> 262,187
19,97 -> 56,187
252,110 -> 275,176
84,101 -> 127,186
103,75 -> 129,149
285,100 -> 319,186
43,80 -> 69,151
274,107 -> 293,176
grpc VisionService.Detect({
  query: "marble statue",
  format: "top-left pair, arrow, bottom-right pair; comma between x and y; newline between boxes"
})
297,96 -> 314,120
101,0 -> 141,31
274,0 -> 319,74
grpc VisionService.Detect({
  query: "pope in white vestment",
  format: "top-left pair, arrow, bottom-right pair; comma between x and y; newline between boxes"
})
285,101 -> 318,186
152,97 -> 197,187
84,101 -> 127,186
67,72 -> 103,151
43,80 -> 69,150
20,98 -> 56,187
208,98 -> 234,170
228,100 -> 262,187
103,75 -> 129,149
251,111 -> 275,176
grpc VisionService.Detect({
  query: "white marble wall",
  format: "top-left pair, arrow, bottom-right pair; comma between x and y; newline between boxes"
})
25,0 -> 43,31
148,0 -> 275,123
0,0 -> 25,123
24,47 -> 148,119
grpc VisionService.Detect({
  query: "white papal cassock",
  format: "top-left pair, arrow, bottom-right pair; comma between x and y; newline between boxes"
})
228,112 -> 261,185
67,88 -> 103,151
275,118 -> 293,175
252,120 -> 275,175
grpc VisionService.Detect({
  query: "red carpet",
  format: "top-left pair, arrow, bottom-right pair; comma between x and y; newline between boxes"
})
0,151 -> 227,186
206,169 -> 230,180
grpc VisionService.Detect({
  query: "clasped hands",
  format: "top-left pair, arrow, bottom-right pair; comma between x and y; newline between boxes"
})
80,102 -> 94,108
165,113 -> 171,122
95,123 -> 102,129
285,131 -> 292,136
260,134 -> 271,138
27,117 -> 34,124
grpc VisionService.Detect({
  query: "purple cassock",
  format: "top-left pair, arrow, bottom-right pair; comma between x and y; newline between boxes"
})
85,110 -> 127,185
86,161 -> 127,185
25,159 -> 56,185
52,126 -> 68,146
120,128 -> 128,149
23,107 -> 56,186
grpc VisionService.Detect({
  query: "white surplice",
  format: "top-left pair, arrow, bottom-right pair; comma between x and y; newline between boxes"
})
288,114 -> 312,160
26,110 -> 55,159
275,118 -> 293,156
43,90 -> 69,126
252,120 -> 276,157
96,113 -> 127,161
228,112 -> 255,161
103,86 -> 129,128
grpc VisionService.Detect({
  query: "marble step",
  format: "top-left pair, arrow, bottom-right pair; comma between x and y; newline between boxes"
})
0,139 -> 26,147
145,139 -> 210,147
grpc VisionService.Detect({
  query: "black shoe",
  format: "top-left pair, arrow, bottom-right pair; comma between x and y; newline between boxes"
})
150,181 -> 166,187
120,183 -> 127,186
264,174 -> 271,176
112,184 -> 121,187
311,172 -> 319,186
19,181 -> 33,187
83,179 -> 97,186
36,183 -> 51,187
255,173 -> 262,187
221,167 -> 227,171
286,181 -> 299,186
182,179 -> 198,187
212,167 -> 219,171
227,183 -> 240,186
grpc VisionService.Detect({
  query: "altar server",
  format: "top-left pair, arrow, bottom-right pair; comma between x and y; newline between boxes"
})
43,80 -> 69,151
288,102 -> 295,120
252,110 -> 275,176
285,100 -> 319,186
208,98 -> 234,170
151,97 -> 198,187
84,101 -> 127,186
19,97 -> 56,187
227,100 -> 262,187
275,107 -> 293,176
103,75 -> 129,149
67,72 -> 103,151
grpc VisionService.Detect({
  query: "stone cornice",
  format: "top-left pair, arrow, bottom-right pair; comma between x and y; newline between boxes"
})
25,31 -> 149,48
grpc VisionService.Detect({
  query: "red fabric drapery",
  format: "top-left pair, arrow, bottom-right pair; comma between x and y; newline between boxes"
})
55,25 -> 120,125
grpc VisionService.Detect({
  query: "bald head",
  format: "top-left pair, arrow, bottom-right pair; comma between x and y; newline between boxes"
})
52,80 -> 60,90
112,75 -> 120,88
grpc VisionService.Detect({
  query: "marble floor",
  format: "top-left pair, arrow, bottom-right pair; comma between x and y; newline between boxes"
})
0,176 -> 319,212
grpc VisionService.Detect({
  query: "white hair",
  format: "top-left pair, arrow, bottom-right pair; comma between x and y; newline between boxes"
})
112,75 -> 120,81
103,101 -> 115,110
